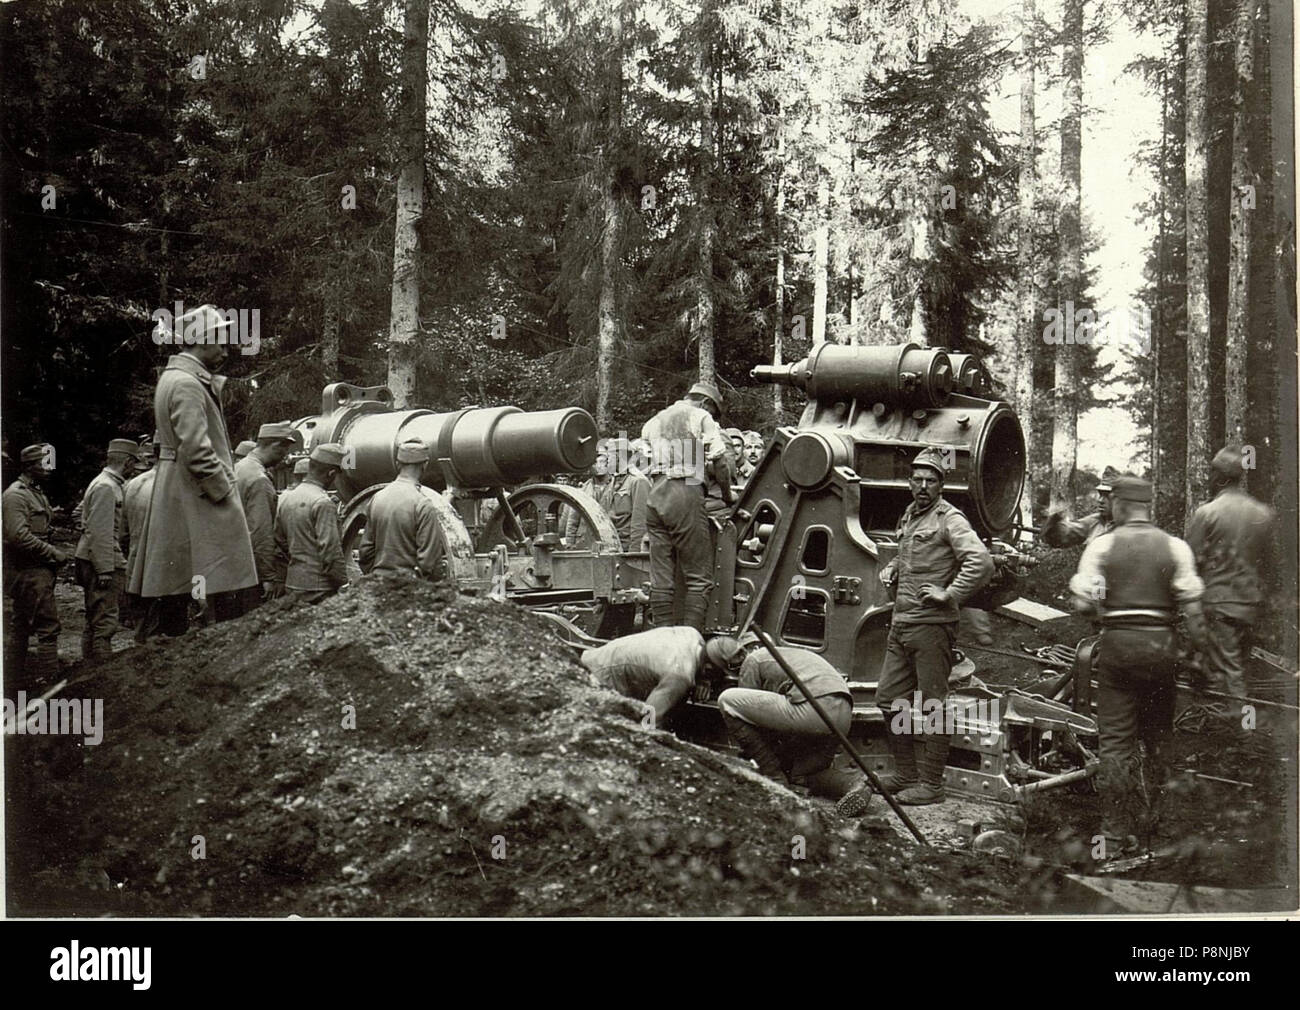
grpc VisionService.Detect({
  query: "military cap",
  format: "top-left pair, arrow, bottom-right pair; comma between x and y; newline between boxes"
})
742,430 -> 764,447
1095,465 -> 1122,494
292,457 -> 310,475
723,426 -> 743,441
19,443 -> 51,464
687,380 -> 724,412
107,438 -> 141,459
396,438 -> 430,464
310,442 -> 347,468
257,421 -> 297,443
1210,445 -> 1247,480
234,440 -> 256,458
704,635 -> 744,671
1111,475 -> 1152,503
911,448 -> 949,478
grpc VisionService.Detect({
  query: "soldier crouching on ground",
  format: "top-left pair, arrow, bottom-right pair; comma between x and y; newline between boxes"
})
581,626 -> 742,728
74,438 -> 141,660
719,643 -> 857,800
1069,475 -> 1207,855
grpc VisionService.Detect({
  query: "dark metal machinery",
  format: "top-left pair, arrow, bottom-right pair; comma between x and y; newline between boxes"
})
290,382 -> 648,636
676,342 -> 1097,803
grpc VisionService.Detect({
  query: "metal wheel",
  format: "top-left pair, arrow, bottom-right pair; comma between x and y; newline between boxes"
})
339,483 -> 478,585
474,483 -> 621,555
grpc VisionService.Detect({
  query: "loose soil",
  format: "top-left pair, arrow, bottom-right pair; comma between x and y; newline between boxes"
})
4,535 -> 1296,915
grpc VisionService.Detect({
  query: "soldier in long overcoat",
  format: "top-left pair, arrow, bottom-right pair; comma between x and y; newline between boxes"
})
127,305 -> 257,635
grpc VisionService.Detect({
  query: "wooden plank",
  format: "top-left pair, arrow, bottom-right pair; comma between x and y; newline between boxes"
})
1063,874 -> 1297,914
995,597 -> 1071,628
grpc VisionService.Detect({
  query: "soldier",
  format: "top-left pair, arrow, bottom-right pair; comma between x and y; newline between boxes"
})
233,440 -> 256,463
234,422 -> 299,612
129,305 -> 259,636
358,438 -> 441,579
1042,465 -> 1119,548
122,441 -> 158,639
1069,476 -> 1206,853
564,436 -> 650,552
73,438 -> 141,659
581,626 -> 740,727
1185,445 -> 1275,702
871,448 -> 993,805
640,381 -> 733,631
2,443 -> 67,686
719,644 -> 857,800
738,430 -> 764,483
287,456 -> 309,492
274,443 -> 348,605
723,427 -> 745,465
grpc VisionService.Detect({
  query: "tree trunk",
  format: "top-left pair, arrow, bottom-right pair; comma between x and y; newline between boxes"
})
1153,67 -> 1167,515
1226,0 -> 1257,452
1185,0 -> 1212,514
596,7 -> 624,432
812,110 -> 830,347
695,21 -> 716,384
773,115 -> 785,425
322,280 -> 340,380
1015,0 -> 1037,522
386,0 -> 429,409
1050,0 -> 1083,512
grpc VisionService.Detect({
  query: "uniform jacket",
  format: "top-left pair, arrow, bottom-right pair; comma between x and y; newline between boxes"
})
738,647 -> 851,704
1185,486 -> 1274,618
123,468 -> 155,555
1042,510 -> 1110,548
641,399 -> 727,485
235,454 -> 279,582
358,477 -> 440,578
275,477 -> 347,591
1070,519 -> 1203,625
74,468 -> 127,573
128,354 -> 257,598
565,468 -> 650,550
2,477 -> 62,568
883,497 -> 993,624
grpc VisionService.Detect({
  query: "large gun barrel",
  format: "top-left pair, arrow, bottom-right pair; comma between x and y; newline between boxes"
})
753,342 -> 956,408
295,383 -> 597,502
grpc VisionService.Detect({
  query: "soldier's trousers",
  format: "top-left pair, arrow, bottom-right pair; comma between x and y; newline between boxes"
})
1203,607 -> 1253,701
646,477 -> 713,631
146,591 -> 246,638
4,565 -> 60,684
75,559 -> 123,659
720,688 -> 850,781
1095,627 -> 1178,839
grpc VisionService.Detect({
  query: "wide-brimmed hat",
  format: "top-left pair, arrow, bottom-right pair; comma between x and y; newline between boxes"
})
174,303 -> 235,345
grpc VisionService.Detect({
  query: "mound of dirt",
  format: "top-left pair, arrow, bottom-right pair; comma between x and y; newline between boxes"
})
6,577 -> 1024,916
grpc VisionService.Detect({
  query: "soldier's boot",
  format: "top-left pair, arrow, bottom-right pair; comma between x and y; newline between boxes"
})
722,715 -> 785,779
878,727 -> 920,793
898,738 -> 949,805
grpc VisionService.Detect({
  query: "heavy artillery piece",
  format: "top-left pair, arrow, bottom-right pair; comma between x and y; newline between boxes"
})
289,382 -> 648,637
664,342 -> 1097,805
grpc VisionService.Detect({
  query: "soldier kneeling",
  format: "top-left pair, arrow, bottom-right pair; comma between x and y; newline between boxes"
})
718,645 -> 855,799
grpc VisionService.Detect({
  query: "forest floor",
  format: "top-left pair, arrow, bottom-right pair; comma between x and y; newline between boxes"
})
3,541 -> 1296,916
